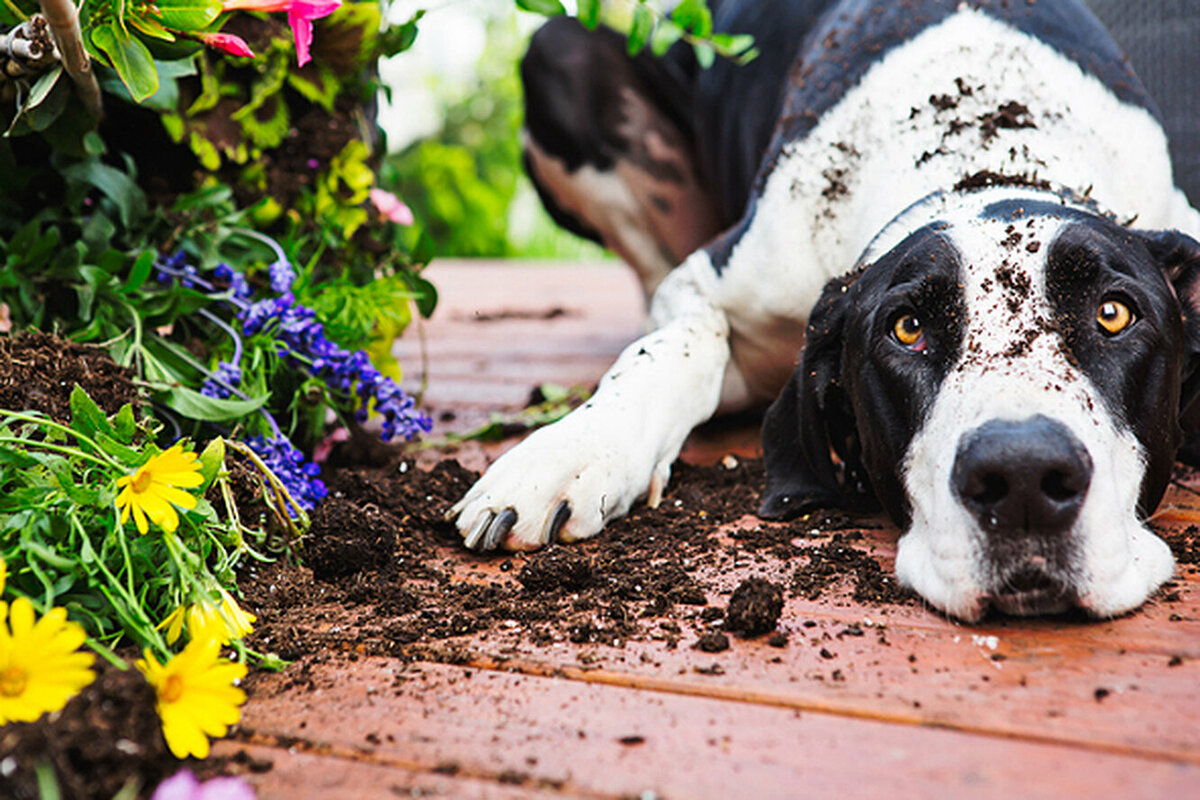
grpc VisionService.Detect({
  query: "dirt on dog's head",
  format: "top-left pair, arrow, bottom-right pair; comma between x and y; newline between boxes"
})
760,187 -> 1200,621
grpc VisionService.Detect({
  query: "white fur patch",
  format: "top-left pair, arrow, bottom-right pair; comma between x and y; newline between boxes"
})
895,211 -> 1175,619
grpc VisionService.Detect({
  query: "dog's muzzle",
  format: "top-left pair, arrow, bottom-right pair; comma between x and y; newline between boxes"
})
951,415 -> 1094,614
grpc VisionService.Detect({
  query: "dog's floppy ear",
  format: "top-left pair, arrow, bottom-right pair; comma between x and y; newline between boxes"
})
759,273 -> 875,520
1142,229 -> 1200,463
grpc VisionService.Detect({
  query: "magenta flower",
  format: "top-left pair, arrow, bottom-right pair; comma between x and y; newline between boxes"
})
195,31 -> 256,58
222,0 -> 341,66
151,770 -> 257,800
369,188 -> 415,226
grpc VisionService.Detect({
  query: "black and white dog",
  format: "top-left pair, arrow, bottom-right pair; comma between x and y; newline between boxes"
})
449,0 -> 1200,621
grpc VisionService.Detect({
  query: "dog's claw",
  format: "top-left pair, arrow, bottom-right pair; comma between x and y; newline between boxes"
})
464,511 -> 494,550
485,508 -> 518,550
545,500 -> 571,544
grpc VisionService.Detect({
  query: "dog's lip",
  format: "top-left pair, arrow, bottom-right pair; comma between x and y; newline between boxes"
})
986,566 -> 1076,616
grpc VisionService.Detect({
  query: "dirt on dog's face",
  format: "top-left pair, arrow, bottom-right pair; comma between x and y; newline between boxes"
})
761,195 -> 1200,620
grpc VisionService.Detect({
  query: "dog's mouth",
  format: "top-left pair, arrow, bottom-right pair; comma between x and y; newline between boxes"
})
985,565 -> 1076,616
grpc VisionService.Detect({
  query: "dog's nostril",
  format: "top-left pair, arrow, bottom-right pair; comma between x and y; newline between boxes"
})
1041,469 -> 1081,503
971,473 -> 1008,506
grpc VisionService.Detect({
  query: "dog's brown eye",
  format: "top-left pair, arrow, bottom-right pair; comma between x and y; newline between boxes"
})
893,314 -> 924,348
1097,300 -> 1133,335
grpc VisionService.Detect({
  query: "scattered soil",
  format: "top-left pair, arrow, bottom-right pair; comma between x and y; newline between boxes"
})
239,454 -> 913,668
0,331 -> 139,421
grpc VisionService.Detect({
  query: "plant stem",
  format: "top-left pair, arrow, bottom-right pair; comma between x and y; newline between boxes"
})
0,436 -> 118,470
37,0 -> 102,120
0,409 -> 125,468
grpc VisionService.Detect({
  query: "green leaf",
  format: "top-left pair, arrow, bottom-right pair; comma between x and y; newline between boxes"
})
59,158 -> 147,229
26,66 -> 63,110
576,0 -> 600,29
112,403 -> 137,443
671,0 -> 711,36
69,385 -> 117,440
94,432 -> 144,464
405,272 -> 438,318
693,42 -> 715,69
627,4 -> 655,55
128,14 -> 177,41
151,0 -> 221,31
709,32 -> 755,56
650,19 -> 684,56
91,23 -> 159,103
123,249 -> 155,294
514,0 -> 565,16
152,385 -> 269,423
197,437 -> 225,489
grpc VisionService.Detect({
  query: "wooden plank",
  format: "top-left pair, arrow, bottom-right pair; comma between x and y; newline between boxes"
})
235,658 -> 1200,800
211,741 -> 584,800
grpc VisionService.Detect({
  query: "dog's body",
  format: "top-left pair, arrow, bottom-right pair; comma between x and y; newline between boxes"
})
450,0 -> 1200,620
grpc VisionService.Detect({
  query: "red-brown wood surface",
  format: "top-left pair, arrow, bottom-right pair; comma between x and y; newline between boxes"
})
217,260 -> 1200,799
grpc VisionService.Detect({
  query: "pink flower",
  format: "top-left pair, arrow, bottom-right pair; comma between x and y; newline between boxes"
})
369,188 -> 415,226
222,0 -> 341,66
151,770 -> 257,800
196,32 -> 255,58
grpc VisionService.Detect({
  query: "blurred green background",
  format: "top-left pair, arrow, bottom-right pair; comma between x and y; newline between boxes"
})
376,1 -> 610,259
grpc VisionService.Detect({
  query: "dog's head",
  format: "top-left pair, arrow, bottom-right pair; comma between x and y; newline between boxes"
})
760,192 -> 1200,620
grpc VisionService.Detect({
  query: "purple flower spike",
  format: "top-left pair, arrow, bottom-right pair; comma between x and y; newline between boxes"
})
246,434 -> 327,514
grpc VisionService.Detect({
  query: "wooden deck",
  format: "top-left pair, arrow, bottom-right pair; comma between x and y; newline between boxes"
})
217,260 -> 1200,799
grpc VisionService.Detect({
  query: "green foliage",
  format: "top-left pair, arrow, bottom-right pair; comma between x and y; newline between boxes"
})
0,390 -> 288,661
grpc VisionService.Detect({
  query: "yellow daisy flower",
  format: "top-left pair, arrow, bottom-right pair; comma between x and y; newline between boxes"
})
0,596 -> 96,724
158,588 -> 256,646
114,443 -> 204,535
137,635 -> 247,759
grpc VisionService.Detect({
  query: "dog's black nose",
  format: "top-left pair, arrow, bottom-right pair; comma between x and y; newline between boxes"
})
952,416 -> 1093,535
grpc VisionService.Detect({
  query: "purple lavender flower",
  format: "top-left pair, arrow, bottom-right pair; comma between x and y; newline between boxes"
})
213,263 -> 253,301
246,434 -> 328,513
200,361 -> 243,398
268,259 -> 296,293
160,246 -> 432,447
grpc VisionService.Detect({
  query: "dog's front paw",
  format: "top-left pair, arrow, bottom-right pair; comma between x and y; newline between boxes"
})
446,413 -> 670,552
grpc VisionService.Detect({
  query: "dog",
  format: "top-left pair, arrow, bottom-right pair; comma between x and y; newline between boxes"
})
448,0 -> 1200,621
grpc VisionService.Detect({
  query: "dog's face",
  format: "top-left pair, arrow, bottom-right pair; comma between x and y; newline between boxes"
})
761,195 -> 1200,620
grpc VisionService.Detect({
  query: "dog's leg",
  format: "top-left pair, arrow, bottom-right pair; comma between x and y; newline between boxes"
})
521,17 -> 720,297
449,253 -> 731,551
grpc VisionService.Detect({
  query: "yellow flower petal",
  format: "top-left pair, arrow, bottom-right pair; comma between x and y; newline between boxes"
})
0,598 -> 94,725
113,440 -> 205,535
137,634 -> 247,760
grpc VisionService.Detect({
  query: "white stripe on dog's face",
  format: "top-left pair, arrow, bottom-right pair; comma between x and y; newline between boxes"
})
894,209 -> 1175,620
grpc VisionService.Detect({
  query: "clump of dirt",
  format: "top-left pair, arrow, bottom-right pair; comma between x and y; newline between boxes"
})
517,548 -> 595,593
306,499 -> 402,580
979,100 -> 1036,141
0,660 -> 174,800
0,331 -> 139,420
725,578 -> 784,636
953,169 -> 1051,193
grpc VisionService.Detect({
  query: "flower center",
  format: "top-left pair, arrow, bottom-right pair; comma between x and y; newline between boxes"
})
131,467 -> 153,493
162,673 -> 185,703
0,666 -> 28,697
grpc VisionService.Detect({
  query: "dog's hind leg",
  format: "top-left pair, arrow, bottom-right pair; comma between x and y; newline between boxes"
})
521,17 -> 721,297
